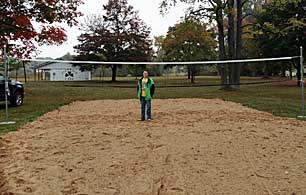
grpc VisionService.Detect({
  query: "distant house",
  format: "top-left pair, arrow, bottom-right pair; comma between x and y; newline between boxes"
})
285,66 -> 306,78
34,62 -> 91,81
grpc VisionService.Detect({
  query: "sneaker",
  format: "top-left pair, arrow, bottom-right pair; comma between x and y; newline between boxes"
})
147,118 -> 152,121
138,118 -> 145,121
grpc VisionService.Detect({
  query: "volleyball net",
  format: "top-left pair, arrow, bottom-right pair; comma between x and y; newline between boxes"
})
18,55 -> 301,87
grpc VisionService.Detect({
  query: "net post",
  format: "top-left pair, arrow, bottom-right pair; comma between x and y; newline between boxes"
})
0,44 -> 16,125
298,46 -> 306,119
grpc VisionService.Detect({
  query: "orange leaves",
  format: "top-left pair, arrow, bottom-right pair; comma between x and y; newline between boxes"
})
184,29 -> 196,39
0,0 -> 83,58
162,18 -> 217,61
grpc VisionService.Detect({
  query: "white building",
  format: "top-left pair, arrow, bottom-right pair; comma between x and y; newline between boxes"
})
35,62 -> 91,81
285,67 -> 306,77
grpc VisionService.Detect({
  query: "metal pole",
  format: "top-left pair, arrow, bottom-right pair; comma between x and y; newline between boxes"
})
0,44 -> 15,125
298,46 -> 305,119
4,45 -> 9,121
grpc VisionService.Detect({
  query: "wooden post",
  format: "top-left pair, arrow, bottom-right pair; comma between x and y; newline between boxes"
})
34,68 -> 36,81
22,61 -> 27,83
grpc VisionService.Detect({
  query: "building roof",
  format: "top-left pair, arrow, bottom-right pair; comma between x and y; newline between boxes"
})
33,61 -> 83,69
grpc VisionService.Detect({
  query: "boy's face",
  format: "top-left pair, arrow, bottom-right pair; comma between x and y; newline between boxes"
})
143,71 -> 149,78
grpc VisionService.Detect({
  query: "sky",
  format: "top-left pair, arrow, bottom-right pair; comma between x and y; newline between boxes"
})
37,0 -> 188,59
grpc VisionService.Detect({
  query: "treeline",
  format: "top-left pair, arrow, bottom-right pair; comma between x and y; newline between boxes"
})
74,0 -> 305,86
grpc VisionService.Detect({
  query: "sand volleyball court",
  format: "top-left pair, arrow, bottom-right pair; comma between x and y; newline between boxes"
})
1,99 -> 306,195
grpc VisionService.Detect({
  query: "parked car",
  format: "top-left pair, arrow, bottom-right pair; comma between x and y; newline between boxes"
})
0,74 -> 24,106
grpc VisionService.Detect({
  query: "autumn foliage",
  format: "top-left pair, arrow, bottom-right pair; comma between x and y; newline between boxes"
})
0,0 -> 83,58
74,0 -> 152,81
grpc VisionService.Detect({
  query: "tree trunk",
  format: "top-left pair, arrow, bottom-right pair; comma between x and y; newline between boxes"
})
191,73 -> 195,83
289,64 -> 293,80
232,0 -> 243,90
191,66 -> 196,83
216,5 -> 228,88
23,61 -> 27,83
227,0 -> 235,89
292,61 -> 301,86
34,69 -> 36,81
15,69 -> 18,80
188,66 -> 191,79
111,65 -> 117,82
281,66 -> 286,77
297,64 -> 302,86
263,64 -> 269,79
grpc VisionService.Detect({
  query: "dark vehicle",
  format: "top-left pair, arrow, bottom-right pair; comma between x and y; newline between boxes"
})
0,74 -> 24,106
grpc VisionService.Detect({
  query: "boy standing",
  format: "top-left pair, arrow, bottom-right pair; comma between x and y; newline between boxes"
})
137,71 -> 155,121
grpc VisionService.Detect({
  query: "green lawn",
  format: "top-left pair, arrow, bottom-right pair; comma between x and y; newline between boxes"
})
0,76 -> 304,133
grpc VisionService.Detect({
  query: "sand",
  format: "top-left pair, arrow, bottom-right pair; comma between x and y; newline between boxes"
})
1,99 -> 306,195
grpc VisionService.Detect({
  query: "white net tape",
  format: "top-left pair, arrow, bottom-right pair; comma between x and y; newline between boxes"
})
19,56 -> 300,65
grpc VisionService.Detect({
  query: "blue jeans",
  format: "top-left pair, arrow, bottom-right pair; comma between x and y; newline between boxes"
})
140,97 -> 151,120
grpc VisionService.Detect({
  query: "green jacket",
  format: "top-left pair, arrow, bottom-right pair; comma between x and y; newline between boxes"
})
137,77 -> 155,100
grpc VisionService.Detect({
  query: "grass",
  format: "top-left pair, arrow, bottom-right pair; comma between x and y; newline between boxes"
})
0,76 -> 304,133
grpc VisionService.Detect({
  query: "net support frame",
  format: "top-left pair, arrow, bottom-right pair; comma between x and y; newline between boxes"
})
0,44 -> 16,125
298,46 -> 306,119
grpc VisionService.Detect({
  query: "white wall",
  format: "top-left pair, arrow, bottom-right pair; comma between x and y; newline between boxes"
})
39,63 -> 91,81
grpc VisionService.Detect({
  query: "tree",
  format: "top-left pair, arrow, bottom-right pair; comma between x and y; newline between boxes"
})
171,0 -> 229,86
161,0 -> 256,89
253,0 -> 306,84
150,36 -> 166,76
0,0 -> 83,58
60,52 -> 75,61
10,59 -> 23,80
162,17 -> 217,83
74,0 -> 152,82
153,36 -> 166,62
